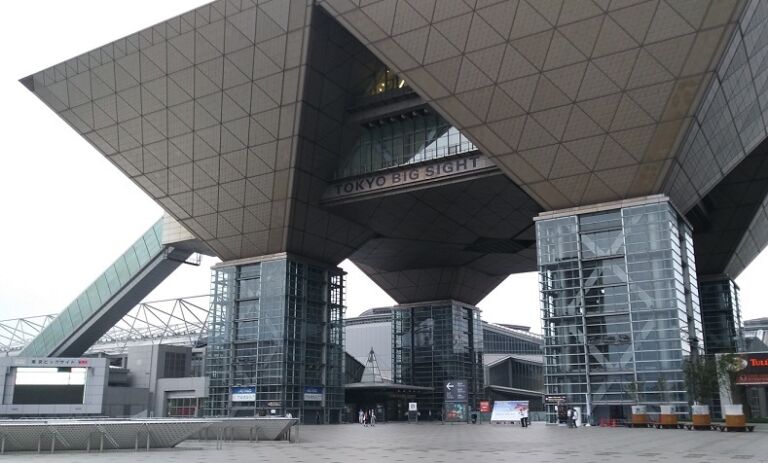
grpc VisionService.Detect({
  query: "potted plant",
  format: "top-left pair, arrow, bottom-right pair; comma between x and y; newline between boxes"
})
717,353 -> 747,428
625,380 -> 647,426
657,375 -> 677,426
683,355 -> 718,427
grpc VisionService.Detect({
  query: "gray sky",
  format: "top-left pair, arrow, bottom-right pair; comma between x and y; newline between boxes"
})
0,1 -> 765,335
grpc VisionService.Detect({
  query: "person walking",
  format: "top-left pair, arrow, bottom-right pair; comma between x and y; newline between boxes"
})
359,408 -> 364,425
370,409 -> 376,426
566,408 -> 573,428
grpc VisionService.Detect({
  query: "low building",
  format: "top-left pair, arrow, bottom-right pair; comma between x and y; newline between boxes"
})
0,345 -> 207,418
344,303 -> 544,420
743,318 -> 768,352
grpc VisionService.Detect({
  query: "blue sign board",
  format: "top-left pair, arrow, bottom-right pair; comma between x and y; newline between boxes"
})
303,386 -> 323,401
231,386 -> 256,402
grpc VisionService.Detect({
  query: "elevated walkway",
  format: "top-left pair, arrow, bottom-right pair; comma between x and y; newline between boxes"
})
20,217 -> 205,358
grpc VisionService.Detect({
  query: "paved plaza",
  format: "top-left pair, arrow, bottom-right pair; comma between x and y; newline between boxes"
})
12,422 -> 768,463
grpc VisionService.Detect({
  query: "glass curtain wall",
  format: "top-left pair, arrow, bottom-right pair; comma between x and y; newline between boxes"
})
483,326 -> 543,354
336,114 -> 477,178
392,302 -> 483,416
21,219 -> 166,357
367,68 -> 406,95
699,277 -> 743,353
537,199 -> 702,423
205,256 -> 345,423
488,358 -> 544,392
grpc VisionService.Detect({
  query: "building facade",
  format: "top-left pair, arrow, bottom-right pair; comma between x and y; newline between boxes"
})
345,308 -> 394,380
392,301 -> 484,415
537,196 -> 702,422
345,307 -> 544,416
699,276 -> 743,354
205,254 -> 345,423
21,0 -> 768,428
744,318 -> 768,351
483,323 -> 543,355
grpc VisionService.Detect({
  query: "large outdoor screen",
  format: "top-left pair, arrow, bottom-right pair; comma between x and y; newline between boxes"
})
12,367 -> 87,405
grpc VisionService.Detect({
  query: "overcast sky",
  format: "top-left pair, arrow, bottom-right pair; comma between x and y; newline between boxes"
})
0,1 -> 765,335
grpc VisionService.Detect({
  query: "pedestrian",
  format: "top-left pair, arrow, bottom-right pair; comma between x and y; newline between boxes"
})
315,411 -> 321,425
363,410 -> 369,427
566,408 -> 573,428
571,408 -> 578,428
370,409 -> 376,426
359,408 -> 364,425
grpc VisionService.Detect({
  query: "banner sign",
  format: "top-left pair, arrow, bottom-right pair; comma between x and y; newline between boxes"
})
490,401 -> 529,422
408,402 -> 418,411
444,380 -> 468,402
16,358 -> 90,367
303,386 -> 324,401
231,386 -> 255,402
544,395 -> 567,404
479,401 -> 491,413
733,353 -> 768,385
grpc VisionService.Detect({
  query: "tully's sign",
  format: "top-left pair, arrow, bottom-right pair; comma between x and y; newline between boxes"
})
733,353 -> 768,385
324,154 -> 497,201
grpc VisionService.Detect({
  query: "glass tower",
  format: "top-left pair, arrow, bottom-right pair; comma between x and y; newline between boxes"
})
699,276 -> 743,354
392,301 -> 484,416
536,196 -> 703,423
205,254 -> 345,423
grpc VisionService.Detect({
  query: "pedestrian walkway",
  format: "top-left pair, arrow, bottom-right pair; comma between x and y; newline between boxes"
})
21,422 -> 768,463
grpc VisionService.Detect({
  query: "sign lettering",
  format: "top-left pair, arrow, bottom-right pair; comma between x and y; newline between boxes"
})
732,353 -> 768,385
231,386 -> 256,402
325,154 -> 496,201
303,386 -> 324,401
444,380 -> 468,402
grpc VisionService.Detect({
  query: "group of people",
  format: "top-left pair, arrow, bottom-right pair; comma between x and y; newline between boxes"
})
358,408 -> 377,427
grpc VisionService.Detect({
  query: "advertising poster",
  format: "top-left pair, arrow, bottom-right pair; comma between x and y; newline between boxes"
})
731,353 -> 768,385
490,401 -> 529,422
444,402 -> 468,422
479,400 -> 491,413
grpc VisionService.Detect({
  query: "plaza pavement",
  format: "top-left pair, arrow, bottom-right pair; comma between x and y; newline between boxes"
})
14,421 -> 768,462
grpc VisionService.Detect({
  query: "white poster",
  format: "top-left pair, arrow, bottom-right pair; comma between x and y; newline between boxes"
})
490,401 -> 529,422
408,402 -> 418,411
